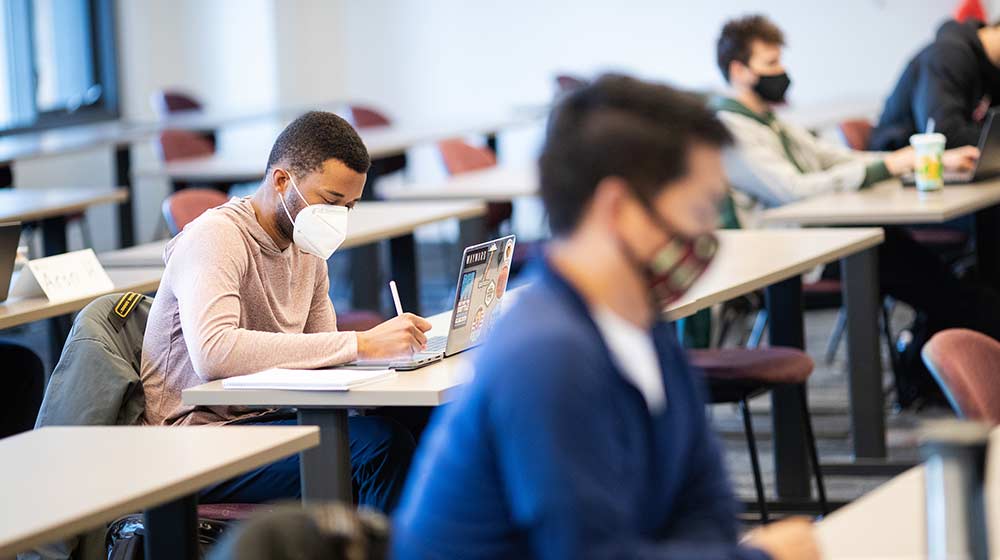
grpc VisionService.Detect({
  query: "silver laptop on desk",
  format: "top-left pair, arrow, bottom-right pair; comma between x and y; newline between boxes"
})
903,110 -> 1000,185
0,222 -> 21,303
352,234 -> 516,371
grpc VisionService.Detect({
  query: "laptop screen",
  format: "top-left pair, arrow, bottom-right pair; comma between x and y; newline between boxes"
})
445,235 -> 516,356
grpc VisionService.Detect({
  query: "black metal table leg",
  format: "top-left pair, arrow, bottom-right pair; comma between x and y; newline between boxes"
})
459,215 -> 488,251
842,247 -> 886,459
351,163 -> 384,313
40,216 -> 71,365
390,234 -> 420,315
114,145 -> 135,248
765,275 -> 812,499
143,493 -> 198,560
298,408 -> 352,504
975,204 -> 1000,286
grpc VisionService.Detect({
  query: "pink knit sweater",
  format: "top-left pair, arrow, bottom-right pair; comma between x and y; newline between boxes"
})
140,197 -> 358,426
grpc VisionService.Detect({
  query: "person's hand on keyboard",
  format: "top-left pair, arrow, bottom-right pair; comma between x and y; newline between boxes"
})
356,313 -> 433,360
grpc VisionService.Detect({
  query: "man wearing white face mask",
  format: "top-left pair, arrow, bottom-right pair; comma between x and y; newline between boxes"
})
140,111 -> 431,512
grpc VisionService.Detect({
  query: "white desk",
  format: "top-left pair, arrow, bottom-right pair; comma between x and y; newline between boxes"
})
816,428 -> 1000,559
0,187 -> 129,256
775,96 -> 882,132
377,165 -> 538,202
761,179 -> 1000,226
0,426 -> 318,559
668,228 -> 884,320
184,228 -> 885,505
184,309 -> 463,503
761,178 -> 1000,467
0,266 -> 162,331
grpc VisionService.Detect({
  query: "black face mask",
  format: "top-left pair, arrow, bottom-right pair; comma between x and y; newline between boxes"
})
753,72 -> 791,104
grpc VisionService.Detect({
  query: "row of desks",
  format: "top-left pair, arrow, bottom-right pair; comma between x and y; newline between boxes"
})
0,108 -> 542,249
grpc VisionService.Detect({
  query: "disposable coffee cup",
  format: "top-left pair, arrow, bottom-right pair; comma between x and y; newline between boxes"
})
910,132 -> 946,192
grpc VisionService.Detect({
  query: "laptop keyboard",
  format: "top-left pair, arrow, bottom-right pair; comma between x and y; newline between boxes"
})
423,335 -> 447,354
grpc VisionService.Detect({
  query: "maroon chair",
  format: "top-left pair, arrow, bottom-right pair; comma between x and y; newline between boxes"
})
156,129 -> 215,163
349,105 -> 392,128
161,188 -> 230,235
921,329 -> 1000,424
438,138 -> 513,232
838,119 -> 873,151
554,74 -> 588,94
151,89 -> 217,151
348,104 -> 407,177
689,347 -> 827,522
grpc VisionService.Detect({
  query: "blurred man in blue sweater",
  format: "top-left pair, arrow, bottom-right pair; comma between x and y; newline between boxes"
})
392,75 -> 818,560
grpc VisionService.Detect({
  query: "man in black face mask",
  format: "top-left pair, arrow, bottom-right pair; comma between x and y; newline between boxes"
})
713,14 -> 979,211
713,15 -> 1000,409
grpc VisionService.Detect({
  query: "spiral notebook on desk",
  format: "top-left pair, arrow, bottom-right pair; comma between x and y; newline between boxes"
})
222,368 -> 395,391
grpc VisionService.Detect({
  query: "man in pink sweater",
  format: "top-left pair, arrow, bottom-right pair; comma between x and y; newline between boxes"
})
140,111 -> 431,512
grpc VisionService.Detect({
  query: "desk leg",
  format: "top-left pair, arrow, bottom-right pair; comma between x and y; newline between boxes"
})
459,215 -> 488,250
115,146 -> 135,248
298,408 -> 352,504
765,275 -> 812,500
41,216 -> 71,365
143,493 -> 198,560
351,165 -> 383,313
975,204 -> 1000,286
390,234 -> 420,315
842,247 -> 886,459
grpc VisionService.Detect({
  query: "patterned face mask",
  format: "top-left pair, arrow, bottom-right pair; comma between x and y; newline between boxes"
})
618,191 -> 718,310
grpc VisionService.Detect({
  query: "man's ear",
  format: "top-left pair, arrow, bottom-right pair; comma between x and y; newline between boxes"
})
270,167 -> 290,193
729,60 -> 753,86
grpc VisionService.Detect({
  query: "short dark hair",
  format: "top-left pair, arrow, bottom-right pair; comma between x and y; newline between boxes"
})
538,74 -> 732,235
716,15 -> 785,82
266,111 -> 371,177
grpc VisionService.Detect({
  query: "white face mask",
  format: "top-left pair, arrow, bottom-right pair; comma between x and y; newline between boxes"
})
278,170 -> 349,260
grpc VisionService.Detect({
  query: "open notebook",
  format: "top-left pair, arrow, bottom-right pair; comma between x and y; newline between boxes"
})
222,368 -> 395,391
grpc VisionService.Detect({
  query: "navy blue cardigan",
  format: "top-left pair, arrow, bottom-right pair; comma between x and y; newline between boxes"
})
393,260 -> 770,560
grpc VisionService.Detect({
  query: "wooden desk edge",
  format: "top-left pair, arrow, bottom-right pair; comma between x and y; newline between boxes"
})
666,229 -> 884,320
0,274 -> 161,331
0,427 -> 318,557
0,187 -> 129,223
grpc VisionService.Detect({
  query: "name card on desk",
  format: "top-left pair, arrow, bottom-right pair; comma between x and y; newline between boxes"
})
10,249 -> 114,302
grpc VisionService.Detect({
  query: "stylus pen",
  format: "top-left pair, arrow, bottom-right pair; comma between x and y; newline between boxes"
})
389,280 -> 404,317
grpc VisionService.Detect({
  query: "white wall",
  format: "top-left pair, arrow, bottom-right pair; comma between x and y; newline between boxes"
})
334,0 -> 958,118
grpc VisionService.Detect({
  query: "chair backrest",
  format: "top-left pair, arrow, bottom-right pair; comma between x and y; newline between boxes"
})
156,129 -> 215,162
349,105 -> 392,128
922,329 -> 1000,424
151,90 -> 203,117
838,119 -> 874,151
555,74 -> 587,93
35,292 -> 152,428
162,188 -> 230,236
438,138 -> 496,175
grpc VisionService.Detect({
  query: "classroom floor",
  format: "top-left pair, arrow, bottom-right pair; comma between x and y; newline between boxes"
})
2,234 -> 949,518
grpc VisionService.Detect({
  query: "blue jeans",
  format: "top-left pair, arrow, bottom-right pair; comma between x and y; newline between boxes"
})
198,416 -> 415,513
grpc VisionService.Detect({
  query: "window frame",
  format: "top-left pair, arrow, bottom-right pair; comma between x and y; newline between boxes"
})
0,0 -> 119,137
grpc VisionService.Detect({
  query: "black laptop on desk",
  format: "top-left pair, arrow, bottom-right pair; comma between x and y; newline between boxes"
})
903,110 -> 1000,185
0,222 -> 21,303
